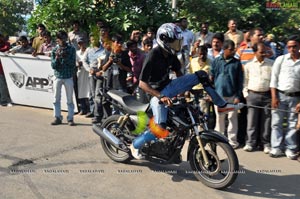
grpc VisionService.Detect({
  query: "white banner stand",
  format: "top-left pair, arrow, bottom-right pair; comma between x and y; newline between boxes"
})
0,52 -> 78,112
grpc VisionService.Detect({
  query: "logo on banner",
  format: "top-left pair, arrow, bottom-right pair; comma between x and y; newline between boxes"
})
9,72 -> 25,88
9,72 -> 54,92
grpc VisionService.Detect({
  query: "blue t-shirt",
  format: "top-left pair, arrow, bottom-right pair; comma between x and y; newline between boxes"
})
210,55 -> 243,99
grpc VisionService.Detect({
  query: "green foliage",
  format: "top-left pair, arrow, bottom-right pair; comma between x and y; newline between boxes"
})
26,0 -> 300,41
28,0 -> 173,39
28,0 -> 90,36
178,0 -> 300,39
0,0 -> 32,35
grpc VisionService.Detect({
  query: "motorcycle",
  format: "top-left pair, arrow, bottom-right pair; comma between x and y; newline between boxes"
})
92,89 -> 239,189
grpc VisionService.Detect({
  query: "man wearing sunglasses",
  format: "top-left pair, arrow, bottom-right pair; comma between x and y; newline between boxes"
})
269,35 -> 300,160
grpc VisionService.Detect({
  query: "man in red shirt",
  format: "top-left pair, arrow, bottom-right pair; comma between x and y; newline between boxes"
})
0,33 -> 12,106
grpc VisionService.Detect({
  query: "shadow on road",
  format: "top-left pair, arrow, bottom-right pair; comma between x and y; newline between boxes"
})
129,160 -> 300,198
225,166 -> 300,199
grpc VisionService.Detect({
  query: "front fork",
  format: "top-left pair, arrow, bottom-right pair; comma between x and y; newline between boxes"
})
187,108 -> 210,168
195,135 -> 210,167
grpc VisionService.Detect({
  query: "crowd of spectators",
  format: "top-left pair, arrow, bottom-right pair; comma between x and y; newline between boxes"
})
0,17 -> 299,161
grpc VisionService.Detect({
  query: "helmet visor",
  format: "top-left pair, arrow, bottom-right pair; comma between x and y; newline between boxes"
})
168,38 -> 183,53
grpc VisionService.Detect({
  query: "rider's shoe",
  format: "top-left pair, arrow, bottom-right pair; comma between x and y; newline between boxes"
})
217,103 -> 245,114
130,144 -> 144,160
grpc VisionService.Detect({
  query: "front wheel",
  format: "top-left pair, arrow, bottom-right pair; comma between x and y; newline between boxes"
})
188,140 -> 239,189
100,115 -> 133,163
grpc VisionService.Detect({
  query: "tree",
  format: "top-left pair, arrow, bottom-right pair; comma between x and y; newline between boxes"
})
27,0 -> 173,38
178,0 -> 299,39
28,0 -> 300,41
0,0 -> 33,36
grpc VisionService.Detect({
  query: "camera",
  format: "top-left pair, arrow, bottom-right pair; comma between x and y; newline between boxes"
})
110,54 -> 121,63
113,57 -> 121,63
55,47 -> 66,58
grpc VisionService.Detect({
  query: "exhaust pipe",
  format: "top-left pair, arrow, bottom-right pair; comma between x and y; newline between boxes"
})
92,125 -> 129,152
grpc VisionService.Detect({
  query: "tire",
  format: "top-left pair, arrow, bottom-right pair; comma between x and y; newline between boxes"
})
100,115 -> 133,163
188,140 -> 239,189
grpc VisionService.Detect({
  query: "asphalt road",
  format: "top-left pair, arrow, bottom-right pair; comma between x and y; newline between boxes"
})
0,105 -> 299,199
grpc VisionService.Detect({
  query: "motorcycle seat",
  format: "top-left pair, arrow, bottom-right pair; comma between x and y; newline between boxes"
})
107,90 -> 149,114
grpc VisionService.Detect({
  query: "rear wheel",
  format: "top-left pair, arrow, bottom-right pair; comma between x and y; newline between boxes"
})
188,140 -> 239,189
100,115 -> 133,163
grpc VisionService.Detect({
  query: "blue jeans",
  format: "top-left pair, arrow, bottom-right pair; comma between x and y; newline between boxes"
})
133,73 -> 226,149
271,93 -> 300,152
154,73 -> 226,124
53,77 -> 74,121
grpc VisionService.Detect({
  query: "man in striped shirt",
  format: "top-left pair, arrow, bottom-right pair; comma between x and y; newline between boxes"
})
235,27 -> 273,68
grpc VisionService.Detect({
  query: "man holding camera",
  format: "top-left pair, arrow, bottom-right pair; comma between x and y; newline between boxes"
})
51,30 -> 76,126
104,34 -> 132,93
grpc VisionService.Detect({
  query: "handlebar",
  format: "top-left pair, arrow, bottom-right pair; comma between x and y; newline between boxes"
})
158,96 -> 186,105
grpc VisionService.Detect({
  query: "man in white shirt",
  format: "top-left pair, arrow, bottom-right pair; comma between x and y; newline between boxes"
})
179,17 -> 194,53
178,17 -> 194,72
243,42 -> 273,154
269,35 -> 300,160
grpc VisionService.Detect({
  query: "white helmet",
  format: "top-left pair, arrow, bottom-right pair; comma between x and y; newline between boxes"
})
156,23 -> 183,55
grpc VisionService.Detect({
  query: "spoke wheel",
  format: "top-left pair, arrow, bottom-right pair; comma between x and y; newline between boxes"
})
189,140 -> 239,189
100,115 -> 133,163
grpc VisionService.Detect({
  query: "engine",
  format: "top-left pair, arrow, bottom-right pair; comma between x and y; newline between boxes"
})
148,139 -> 173,157
141,126 -> 186,160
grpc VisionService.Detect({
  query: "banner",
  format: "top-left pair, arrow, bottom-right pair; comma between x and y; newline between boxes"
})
0,52 -> 78,112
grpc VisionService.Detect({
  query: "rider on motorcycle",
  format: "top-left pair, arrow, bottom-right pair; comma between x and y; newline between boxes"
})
130,23 -> 242,159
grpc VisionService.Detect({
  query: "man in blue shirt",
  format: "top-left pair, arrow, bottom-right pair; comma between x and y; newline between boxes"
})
210,39 -> 243,149
82,33 -> 106,123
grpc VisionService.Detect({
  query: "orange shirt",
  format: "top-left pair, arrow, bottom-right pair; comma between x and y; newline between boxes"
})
235,42 -> 273,67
